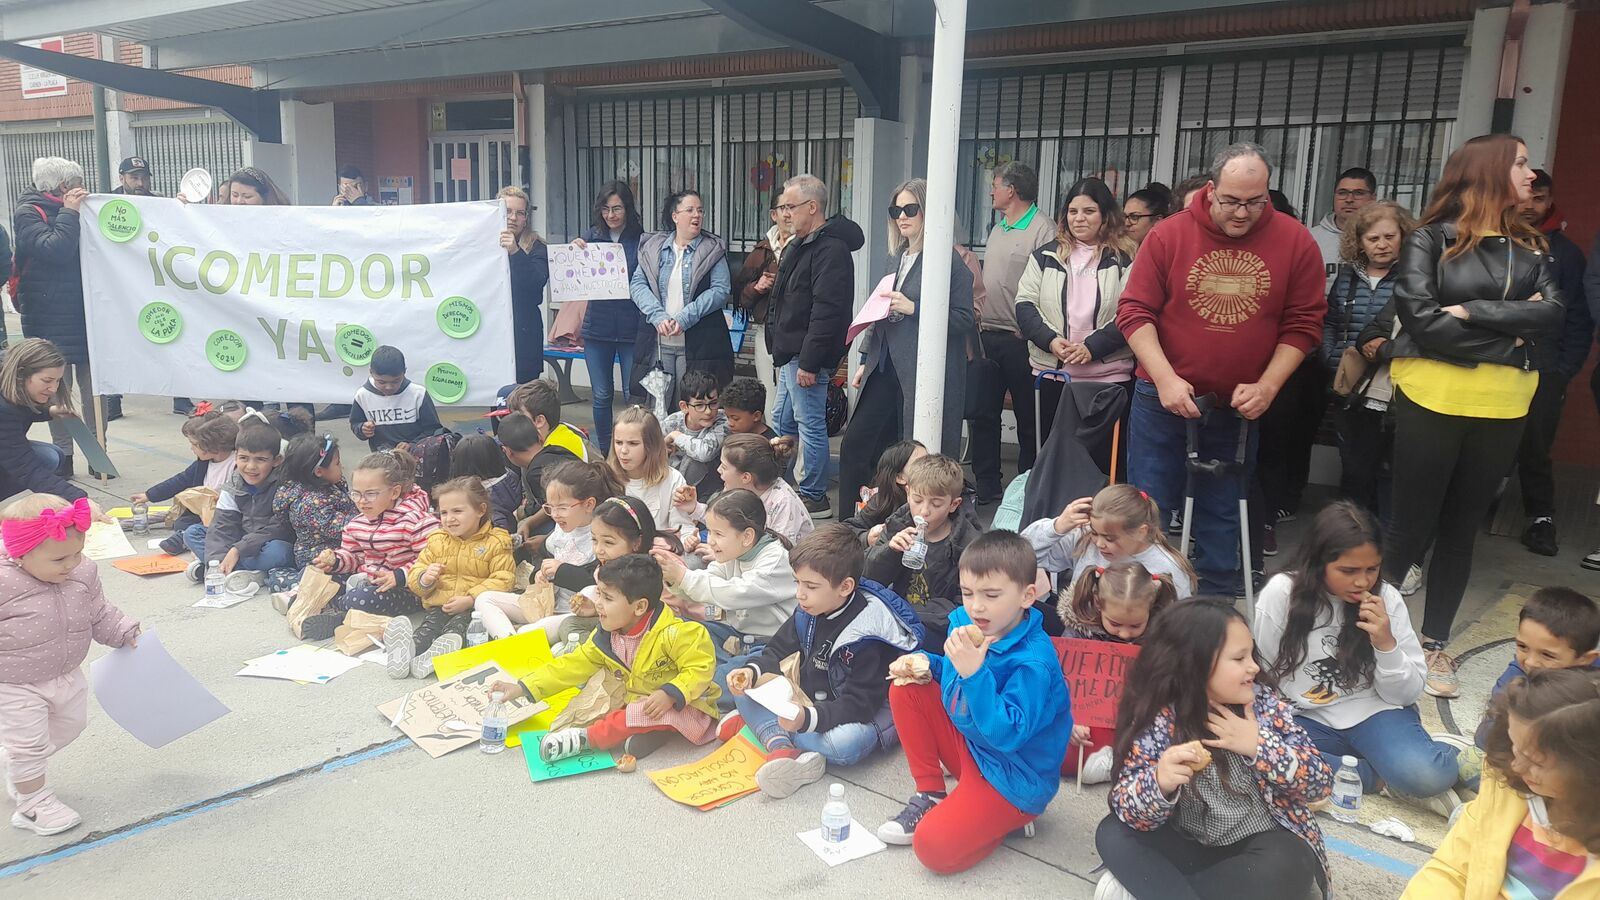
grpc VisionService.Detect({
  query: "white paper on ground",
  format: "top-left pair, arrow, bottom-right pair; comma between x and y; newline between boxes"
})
745,676 -> 802,720
237,646 -> 364,684
89,631 -> 229,748
797,820 -> 886,866
193,591 -> 253,610
83,522 -> 138,560
147,539 -> 167,550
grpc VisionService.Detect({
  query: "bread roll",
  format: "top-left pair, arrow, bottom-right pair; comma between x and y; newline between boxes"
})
1178,740 -> 1212,772
955,623 -> 985,648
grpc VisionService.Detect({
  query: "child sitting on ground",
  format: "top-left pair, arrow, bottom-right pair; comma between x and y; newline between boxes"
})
267,432 -> 356,606
1023,483 -> 1196,602
1096,598 -> 1332,900
195,423 -> 294,590
655,489 -> 797,655
1473,587 -> 1599,749
385,477 -> 515,679
449,433 -> 510,483
299,449 -> 440,639
875,531 -> 1072,873
1403,666 -> 1600,898
1059,560 -> 1179,784
273,407 -> 314,441
720,377 -> 777,440
676,433 -> 812,546
0,494 -> 140,836
842,439 -> 925,545
510,379 -> 599,546
349,346 -> 443,452
530,461 -> 619,625
489,413 -> 540,534
661,369 -> 729,493
610,405 -> 697,546
863,454 -> 983,650
719,524 -> 922,798
1255,500 -> 1467,819
129,410 -> 238,556
490,554 -> 720,763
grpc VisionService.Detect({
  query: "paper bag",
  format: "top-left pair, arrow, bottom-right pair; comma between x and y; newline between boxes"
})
518,581 -> 556,624
334,610 -> 391,655
549,668 -> 625,731
768,652 -> 813,709
172,487 -> 220,527
288,566 -> 341,639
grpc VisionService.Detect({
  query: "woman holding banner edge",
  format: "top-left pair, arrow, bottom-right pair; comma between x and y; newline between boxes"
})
498,186 -> 551,384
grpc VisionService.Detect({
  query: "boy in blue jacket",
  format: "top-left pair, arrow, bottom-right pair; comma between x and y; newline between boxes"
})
720,524 -> 924,799
1473,586 -> 1599,748
130,411 -> 239,556
876,530 -> 1072,874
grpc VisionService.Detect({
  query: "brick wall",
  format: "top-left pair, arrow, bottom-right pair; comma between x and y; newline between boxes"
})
0,32 -> 248,123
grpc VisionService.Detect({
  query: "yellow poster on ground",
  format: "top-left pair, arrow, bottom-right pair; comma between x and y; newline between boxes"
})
647,734 -> 767,808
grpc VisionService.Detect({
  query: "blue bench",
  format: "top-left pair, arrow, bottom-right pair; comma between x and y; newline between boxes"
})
543,347 -> 585,404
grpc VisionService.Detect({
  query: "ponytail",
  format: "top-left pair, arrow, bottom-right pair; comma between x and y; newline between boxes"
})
1060,560 -> 1178,636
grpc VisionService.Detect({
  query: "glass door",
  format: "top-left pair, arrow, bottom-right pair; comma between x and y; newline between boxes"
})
430,131 -> 517,202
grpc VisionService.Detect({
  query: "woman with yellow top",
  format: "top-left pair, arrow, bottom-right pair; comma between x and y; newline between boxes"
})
1385,134 -> 1566,700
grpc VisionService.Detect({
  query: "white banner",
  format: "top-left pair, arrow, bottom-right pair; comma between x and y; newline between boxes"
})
81,197 -> 515,406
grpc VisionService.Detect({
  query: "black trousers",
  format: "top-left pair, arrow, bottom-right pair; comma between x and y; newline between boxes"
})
837,363 -> 904,515
414,607 -> 471,653
1335,403 -> 1394,525
1383,390 -> 1525,643
1095,816 -> 1326,900
1256,356 -> 1329,515
1515,374 -> 1567,520
969,330 -> 1037,496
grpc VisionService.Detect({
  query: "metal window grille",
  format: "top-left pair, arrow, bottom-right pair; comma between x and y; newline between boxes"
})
1,129 -> 103,211
134,118 -> 249,199
566,84 -> 858,249
1174,38 -> 1464,218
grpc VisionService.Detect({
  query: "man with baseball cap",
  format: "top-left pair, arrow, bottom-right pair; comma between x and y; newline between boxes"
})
112,157 -> 154,196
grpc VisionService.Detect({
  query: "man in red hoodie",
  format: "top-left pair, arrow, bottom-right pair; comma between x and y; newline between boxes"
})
1116,143 -> 1325,594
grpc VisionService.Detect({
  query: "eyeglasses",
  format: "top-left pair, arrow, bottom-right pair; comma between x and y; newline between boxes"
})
542,502 -> 580,516
602,205 -> 626,215
1335,189 -> 1374,200
775,199 -> 816,214
888,203 -> 922,219
1124,213 -> 1164,223
1214,197 -> 1269,213
686,398 -> 718,411
349,489 -> 391,503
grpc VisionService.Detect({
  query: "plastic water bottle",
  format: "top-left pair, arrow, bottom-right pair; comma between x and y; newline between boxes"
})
480,691 -> 508,754
1331,755 -> 1363,823
901,516 -> 929,571
821,783 -> 851,849
130,501 -> 149,535
204,560 -> 224,599
465,611 -> 488,647
556,630 -> 583,656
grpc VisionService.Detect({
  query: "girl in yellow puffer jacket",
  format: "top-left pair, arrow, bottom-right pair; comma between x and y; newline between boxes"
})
384,477 -> 515,679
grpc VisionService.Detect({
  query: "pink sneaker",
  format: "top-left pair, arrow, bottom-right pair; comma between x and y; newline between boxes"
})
12,790 -> 81,836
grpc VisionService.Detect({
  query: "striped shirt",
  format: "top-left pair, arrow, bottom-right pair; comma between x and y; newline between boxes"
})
1504,817 -> 1586,900
332,485 -> 440,578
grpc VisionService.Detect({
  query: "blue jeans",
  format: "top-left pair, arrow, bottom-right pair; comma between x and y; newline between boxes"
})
582,339 -> 634,451
183,525 -> 293,572
30,441 -> 61,472
1128,379 -> 1258,594
774,359 -> 830,501
181,523 -> 208,558
732,691 -> 887,766
1297,705 -> 1460,797
713,646 -> 764,713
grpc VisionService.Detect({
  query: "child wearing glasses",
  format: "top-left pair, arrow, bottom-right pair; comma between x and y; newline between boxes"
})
661,369 -> 730,494
266,432 -> 357,606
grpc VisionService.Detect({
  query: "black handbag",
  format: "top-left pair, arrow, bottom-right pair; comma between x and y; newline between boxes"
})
964,332 -> 1001,420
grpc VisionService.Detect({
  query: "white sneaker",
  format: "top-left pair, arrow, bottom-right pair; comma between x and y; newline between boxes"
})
11,790 -> 80,836
1080,745 -> 1115,785
1094,872 -> 1137,900
383,617 -> 414,679
271,590 -> 296,615
1400,564 -> 1423,596
539,728 -> 589,762
1386,786 -> 1462,820
410,633 -> 462,679
754,751 -> 825,799
877,791 -> 942,845
1423,647 -> 1460,699
223,571 -> 263,597
185,559 -> 204,584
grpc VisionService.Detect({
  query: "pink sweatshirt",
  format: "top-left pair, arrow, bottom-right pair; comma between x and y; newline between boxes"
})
0,555 -> 139,684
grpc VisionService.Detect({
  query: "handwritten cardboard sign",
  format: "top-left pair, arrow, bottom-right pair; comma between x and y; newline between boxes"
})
1054,637 -> 1141,729
647,733 -> 767,808
547,242 -> 630,303
111,554 -> 191,576
376,661 -> 546,758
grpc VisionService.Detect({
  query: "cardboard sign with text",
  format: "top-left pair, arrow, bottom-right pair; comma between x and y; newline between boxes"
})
376,661 -> 545,758
647,733 -> 768,809
1053,637 -> 1141,729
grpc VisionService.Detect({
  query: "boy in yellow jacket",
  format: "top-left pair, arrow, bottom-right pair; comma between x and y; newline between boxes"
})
385,478 -> 516,679
492,554 -> 721,762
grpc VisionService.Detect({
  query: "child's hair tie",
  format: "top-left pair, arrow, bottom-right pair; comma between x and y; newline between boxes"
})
191,400 -> 214,417
2,498 -> 93,559
1094,566 -> 1105,579
1138,490 -> 1149,500
238,407 -> 270,428
603,496 -> 642,529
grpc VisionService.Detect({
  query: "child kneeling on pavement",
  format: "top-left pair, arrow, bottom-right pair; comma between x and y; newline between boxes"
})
877,530 -> 1073,874
718,524 -> 923,798
491,554 -> 720,762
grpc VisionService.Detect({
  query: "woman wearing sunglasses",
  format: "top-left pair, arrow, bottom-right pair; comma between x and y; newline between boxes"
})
836,178 -> 975,514
1014,177 -> 1137,444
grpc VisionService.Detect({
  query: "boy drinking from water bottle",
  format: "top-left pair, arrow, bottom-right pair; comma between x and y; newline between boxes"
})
863,454 -> 982,650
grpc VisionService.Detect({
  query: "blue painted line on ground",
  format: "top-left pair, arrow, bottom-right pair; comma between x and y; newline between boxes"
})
1326,834 -> 1421,879
0,737 -> 410,881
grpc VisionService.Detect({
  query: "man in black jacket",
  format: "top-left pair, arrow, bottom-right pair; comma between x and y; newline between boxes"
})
767,174 -> 865,520
1518,171 -> 1591,558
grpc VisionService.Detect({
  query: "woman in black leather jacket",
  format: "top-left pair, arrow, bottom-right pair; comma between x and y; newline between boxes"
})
1384,134 -> 1566,699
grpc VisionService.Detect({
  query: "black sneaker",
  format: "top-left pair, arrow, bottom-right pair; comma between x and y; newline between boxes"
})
1262,525 -> 1278,557
622,731 -> 671,760
876,792 -> 942,845
300,613 -> 342,641
1235,570 -> 1265,600
158,534 -> 187,556
1166,510 -> 1182,534
173,397 -> 195,416
802,495 -> 833,520
1521,519 -> 1559,557
1275,507 -> 1296,523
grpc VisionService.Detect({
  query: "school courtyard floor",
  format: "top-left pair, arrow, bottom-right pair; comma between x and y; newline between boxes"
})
5,358 -> 1600,897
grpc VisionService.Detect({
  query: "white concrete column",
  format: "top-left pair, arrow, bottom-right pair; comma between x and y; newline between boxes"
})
100,36 -> 137,173
523,79 -> 550,239
1510,3 -> 1573,168
1454,7 -> 1506,148
248,99 -> 335,205
899,54 -> 931,176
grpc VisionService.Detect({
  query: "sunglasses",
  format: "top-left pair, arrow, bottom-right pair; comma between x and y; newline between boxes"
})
888,203 -> 922,219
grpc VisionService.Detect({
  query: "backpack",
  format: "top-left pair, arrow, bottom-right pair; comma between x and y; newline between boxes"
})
411,430 -> 461,497
5,203 -> 46,309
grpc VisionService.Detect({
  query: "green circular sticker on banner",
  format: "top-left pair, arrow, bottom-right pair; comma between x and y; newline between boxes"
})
205,329 -> 247,372
335,324 -> 377,367
137,302 -> 182,344
436,296 -> 480,339
99,199 -> 141,243
425,362 -> 468,405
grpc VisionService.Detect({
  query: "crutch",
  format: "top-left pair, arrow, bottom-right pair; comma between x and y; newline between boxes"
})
1178,396 -> 1258,615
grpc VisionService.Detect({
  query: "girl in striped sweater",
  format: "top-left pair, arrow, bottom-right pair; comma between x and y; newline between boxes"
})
300,448 -> 440,640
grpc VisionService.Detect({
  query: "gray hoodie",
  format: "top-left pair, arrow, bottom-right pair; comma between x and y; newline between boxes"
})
1312,212 -> 1344,292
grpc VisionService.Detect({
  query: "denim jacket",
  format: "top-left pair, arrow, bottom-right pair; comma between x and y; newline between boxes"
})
629,232 -> 731,333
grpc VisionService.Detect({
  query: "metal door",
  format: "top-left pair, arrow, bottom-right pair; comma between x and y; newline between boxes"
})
430,131 -> 517,202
